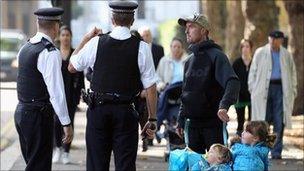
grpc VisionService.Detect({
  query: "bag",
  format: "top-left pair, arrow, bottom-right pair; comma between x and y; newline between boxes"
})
168,120 -> 229,171
168,119 -> 202,171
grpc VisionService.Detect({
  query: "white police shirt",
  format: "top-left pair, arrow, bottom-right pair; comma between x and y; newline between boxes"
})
21,32 -> 71,125
70,26 -> 158,89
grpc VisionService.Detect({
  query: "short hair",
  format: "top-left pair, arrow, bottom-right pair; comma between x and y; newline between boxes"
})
210,144 -> 232,164
60,25 -> 72,36
112,12 -> 134,26
37,19 -> 58,30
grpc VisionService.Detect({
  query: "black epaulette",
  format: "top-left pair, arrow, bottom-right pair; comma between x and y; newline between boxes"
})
41,37 -> 56,52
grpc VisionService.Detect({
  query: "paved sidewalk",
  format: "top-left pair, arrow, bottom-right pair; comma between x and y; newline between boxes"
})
4,105 -> 304,170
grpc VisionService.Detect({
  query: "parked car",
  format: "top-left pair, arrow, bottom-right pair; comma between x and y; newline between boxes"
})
1,30 -> 26,82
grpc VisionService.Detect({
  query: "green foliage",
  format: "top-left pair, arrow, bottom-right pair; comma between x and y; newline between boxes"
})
158,19 -> 189,55
158,19 -> 177,55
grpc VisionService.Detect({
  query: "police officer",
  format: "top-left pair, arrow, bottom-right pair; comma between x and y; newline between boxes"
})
68,1 -> 158,171
14,7 -> 73,171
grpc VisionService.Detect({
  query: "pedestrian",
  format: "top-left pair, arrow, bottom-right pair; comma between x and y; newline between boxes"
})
156,37 -> 188,92
248,30 -> 297,159
14,7 -> 73,171
52,25 -> 84,164
138,26 -> 164,68
68,2 -> 158,170
138,26 -> 165,147
176,13 -> 240,154
232,39 -> 253,136
230,121 -> 276,171
130,29 -> 151,152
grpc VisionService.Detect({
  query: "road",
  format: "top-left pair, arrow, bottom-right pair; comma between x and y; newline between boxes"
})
0,82 -> 18,151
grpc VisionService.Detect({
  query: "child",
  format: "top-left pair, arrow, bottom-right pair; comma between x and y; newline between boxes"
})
231,121 -> 276,171
191,144 -> 232,171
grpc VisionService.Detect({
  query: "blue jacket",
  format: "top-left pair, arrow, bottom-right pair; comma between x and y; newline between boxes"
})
231,142 -> 270,171
156,81 -> 182,127
191,155 -> 232,171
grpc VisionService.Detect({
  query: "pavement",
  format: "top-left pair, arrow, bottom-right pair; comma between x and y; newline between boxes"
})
1,102 -> 304,170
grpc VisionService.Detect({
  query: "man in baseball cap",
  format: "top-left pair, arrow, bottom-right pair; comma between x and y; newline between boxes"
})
178,13 -> 211,31
176,13 -> 240,154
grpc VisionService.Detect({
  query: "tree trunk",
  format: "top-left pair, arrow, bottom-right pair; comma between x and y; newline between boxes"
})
225,0 -> 245,62
284,1 -> 304,115
242,0 -> 279,51
203,0 -> 227,50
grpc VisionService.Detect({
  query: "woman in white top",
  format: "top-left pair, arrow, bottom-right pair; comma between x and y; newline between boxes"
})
156,37 -> 189,92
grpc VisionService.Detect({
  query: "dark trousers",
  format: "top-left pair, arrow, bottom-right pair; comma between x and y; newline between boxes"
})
266,84 -> 284,157
14,103 -> 54,171
236,105 -> 251,135
54,105 -> 76,152
86,104 -> 139,171
188,123 -> 223,154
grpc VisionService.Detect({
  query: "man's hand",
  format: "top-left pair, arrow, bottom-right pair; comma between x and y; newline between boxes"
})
141,121 -> 157,139
62,125 -> 73,144
84,27 -> 102,42
217,109 -> 230,122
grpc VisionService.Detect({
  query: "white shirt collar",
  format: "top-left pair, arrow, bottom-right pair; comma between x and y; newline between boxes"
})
109,26 -> 131,40
30,32 -> 54,44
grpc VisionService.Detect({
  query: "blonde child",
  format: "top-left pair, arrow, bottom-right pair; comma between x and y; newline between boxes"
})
191,144 -> 232,171
230,121 -> 276,171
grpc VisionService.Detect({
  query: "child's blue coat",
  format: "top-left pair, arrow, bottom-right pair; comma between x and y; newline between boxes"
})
231,142 -> 270,171
191,156 -> 232,171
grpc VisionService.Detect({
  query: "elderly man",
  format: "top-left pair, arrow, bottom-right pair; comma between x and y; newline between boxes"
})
176,13 -> 240,154
68,1 -> 158,170
138,26 -> 164,68
248,30 -> 297,159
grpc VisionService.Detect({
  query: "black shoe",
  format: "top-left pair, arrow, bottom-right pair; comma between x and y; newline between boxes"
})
272,156 -> 282,160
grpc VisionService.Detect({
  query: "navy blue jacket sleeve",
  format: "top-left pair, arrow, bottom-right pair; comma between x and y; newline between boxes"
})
213,53 -> 240,110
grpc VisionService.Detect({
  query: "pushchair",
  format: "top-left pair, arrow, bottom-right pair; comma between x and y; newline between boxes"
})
155,81 -> 184,161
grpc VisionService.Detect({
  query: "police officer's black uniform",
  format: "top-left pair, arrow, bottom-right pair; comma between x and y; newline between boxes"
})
14,8 -> 71,171
69,2 -> 158,171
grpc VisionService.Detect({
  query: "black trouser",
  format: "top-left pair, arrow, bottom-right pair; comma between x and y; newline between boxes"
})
14,103 -> 54,171
188,124 -> 223,154
236,105 -> 251,135
86,104 -> 139,171
54,105 -> 76,152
